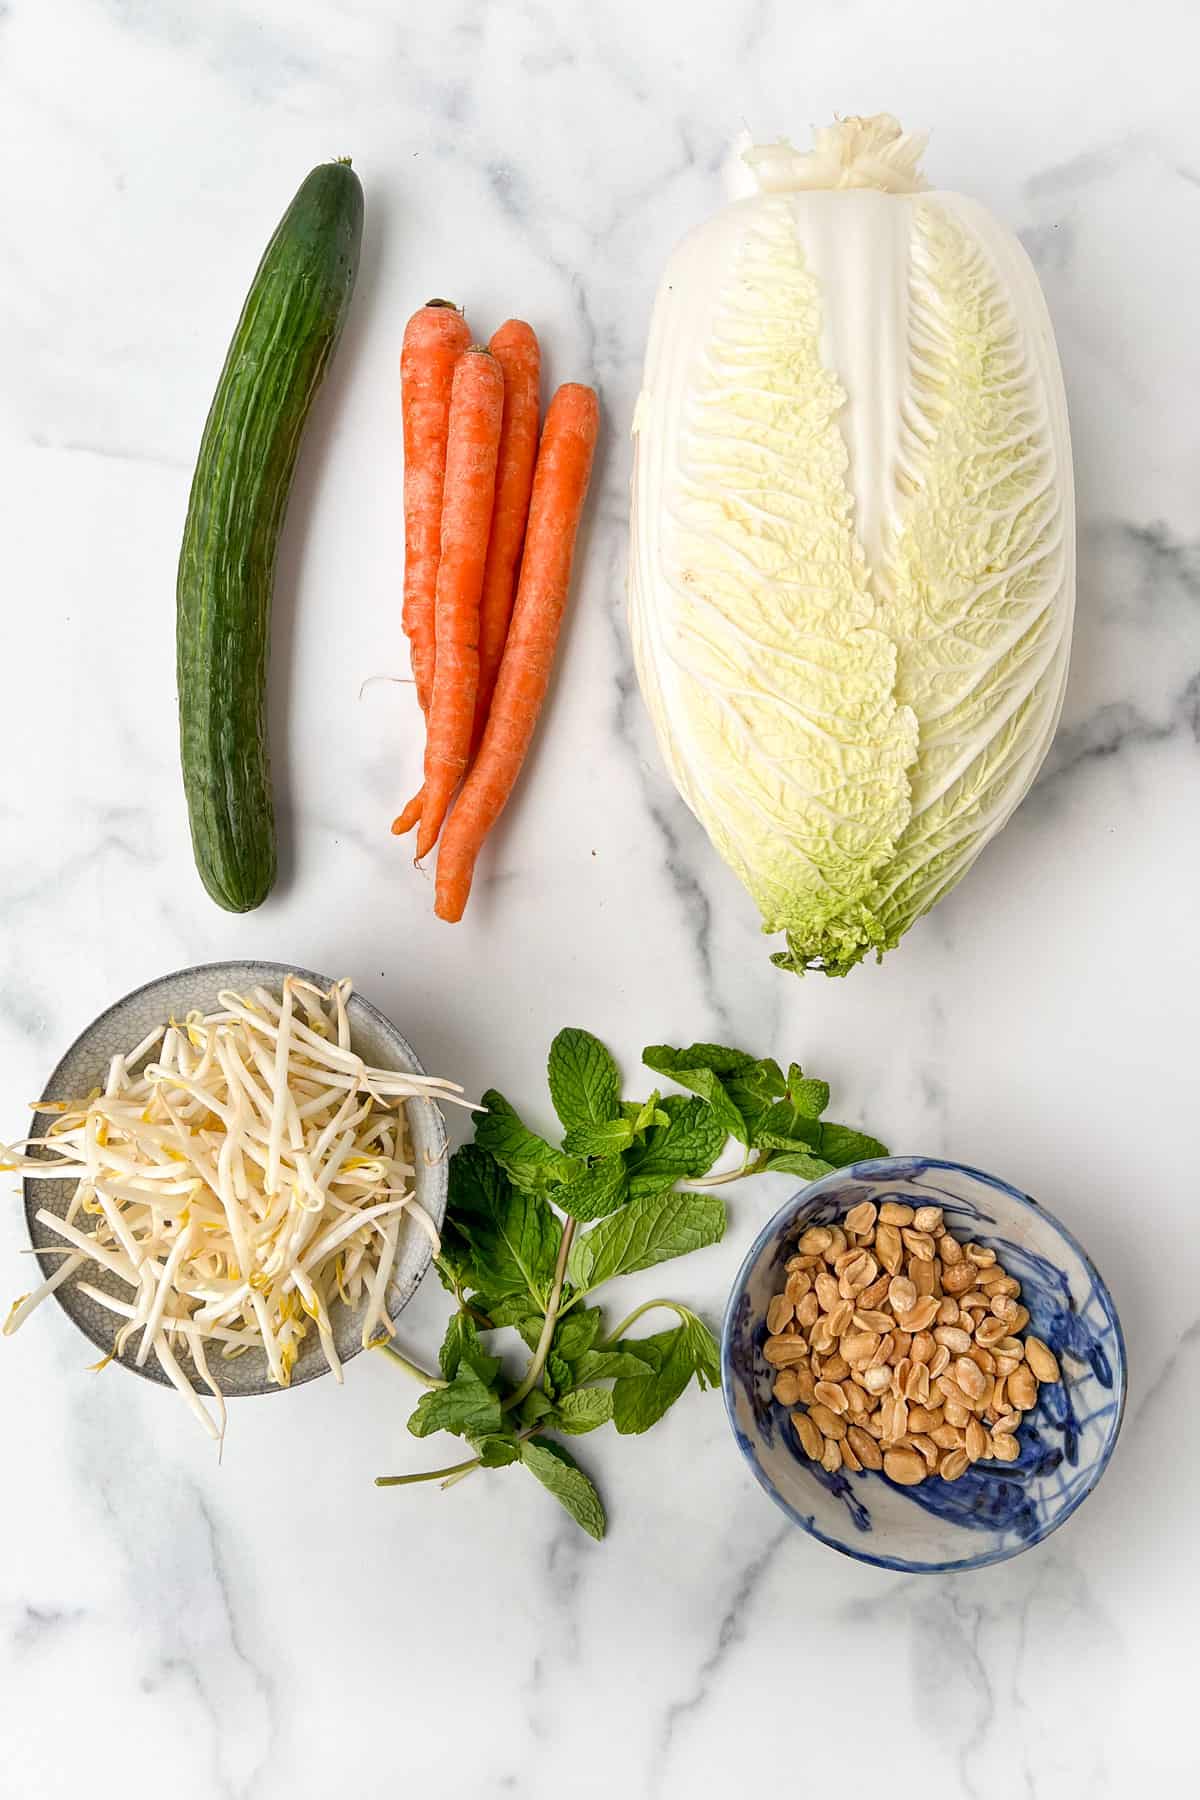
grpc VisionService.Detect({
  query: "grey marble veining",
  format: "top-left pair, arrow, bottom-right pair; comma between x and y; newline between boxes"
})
2,0 -> 1199,1792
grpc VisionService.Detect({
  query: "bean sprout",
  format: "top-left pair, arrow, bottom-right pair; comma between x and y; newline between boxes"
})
2,977 -> 464,1443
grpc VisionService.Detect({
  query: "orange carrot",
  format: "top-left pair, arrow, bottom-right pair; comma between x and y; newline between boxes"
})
408,348 -> 504,860
434,382 -> 599,921
391,790 -> 423,836
472,320 -> 541,750
401,301 -> 472,721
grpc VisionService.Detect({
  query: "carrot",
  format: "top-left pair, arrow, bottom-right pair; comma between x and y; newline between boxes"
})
397,322 -> 540,839
408,347 -> 505,860
472,320 -> 541,751
434,382 -> 599,922
401,301 -> 472,721
390,790 -> 424,836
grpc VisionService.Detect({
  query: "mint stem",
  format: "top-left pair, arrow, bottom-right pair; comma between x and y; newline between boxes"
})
439,1464 -> 478,1492
380,1424 -> 541,1492
370,1338 -> 446,1388
503,1217 -> 576,1411
685,1152 -> 769,1188
600,1298 -> 689,1346
376,1454 -> 479,1486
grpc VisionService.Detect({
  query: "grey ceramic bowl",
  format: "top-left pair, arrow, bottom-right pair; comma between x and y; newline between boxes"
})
722,1158 -> 1126,1572
23,960 -> 449,1396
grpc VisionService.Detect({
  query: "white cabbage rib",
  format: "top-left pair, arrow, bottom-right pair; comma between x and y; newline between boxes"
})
631,138 -> 1073,976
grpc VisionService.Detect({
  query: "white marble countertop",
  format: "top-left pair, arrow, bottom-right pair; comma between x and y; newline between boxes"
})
3,0 -> 1198,1792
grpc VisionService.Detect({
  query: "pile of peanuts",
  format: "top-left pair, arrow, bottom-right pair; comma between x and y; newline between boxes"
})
764,1199 -> 1061,1486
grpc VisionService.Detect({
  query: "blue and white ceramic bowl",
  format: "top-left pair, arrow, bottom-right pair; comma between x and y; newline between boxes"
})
722,1158 -> 1126,1572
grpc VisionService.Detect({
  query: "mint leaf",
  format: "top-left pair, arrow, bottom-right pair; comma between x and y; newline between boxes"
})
733,1056 -> 785,1095
569,1346 -> 655,1384
610,1329 -> 694,1433
436,1202 -> 488,1298
555,1388 -> 614,1435
546,1350 -> 572,1397
408,1365 -> 503,1440
521,1439 -> 606,1540
446,1140 -> 508,1215
760,1149 -> 836,1179
547,1028 -> 621,1130
785,1064 -> 830,1118
516,1390 -> 558,1428
683,1312 -> 721,1388
434,1237 -> 476,1297
645,1042 -> 757,1078
755,1115 -> 888,1179
621,1096 -> 671,1133
448,1145 -> 561,1303
625,1095 -> 726,1196
474,1435 -> 521,1468
642,1044 -> 754,1144
509,1308 -> 545,1355
722,1058 -> 785,1140
632,1090 -> 668,1134
749,1066 -> 831,1151
475,1091 -> 577,1192
610,1312 -> 720,1434
531,1436 -> 579,1467
438,1311 -> 500,1385
555,1156 -> 629,1223
752,1103 -> 824,1153
817,1123 -> 890,1165
553,1307 -> 602,1363
476,1290 -> 542,1340
568,1189 -> 725,1293
561,1118 -> 635,1157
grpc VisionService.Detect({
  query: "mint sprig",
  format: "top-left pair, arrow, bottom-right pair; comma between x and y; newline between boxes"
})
374,1028 -> 887,1539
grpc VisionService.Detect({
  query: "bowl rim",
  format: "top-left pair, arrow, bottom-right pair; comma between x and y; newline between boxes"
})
22,958 -> 449,1396
720,1154 -> 1128,1573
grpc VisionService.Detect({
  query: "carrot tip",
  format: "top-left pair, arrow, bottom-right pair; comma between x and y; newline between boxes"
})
392,793 -> 424,836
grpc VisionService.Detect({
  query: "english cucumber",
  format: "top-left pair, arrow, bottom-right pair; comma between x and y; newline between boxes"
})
177,159 -> 363,911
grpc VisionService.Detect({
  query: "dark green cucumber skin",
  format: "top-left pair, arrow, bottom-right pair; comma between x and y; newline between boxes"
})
177,161 -> 364,912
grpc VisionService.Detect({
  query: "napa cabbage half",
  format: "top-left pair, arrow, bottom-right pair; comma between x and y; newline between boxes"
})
629,116 -> 1074,975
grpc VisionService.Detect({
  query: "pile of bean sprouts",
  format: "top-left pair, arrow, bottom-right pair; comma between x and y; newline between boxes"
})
2,976 -> 466,1442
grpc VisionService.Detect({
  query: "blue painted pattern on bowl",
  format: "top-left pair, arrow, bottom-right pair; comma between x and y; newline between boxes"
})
721,1158 -> 1126,1572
